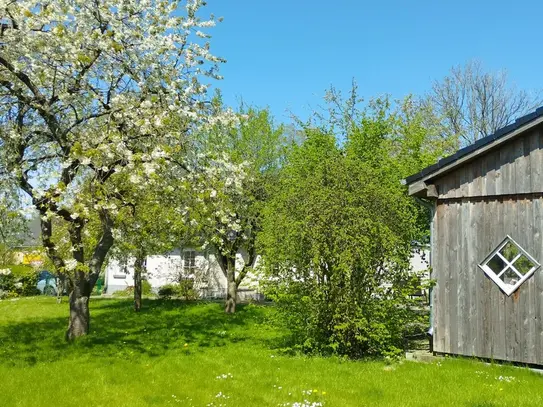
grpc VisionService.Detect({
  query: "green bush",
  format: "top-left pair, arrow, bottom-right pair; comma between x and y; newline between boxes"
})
157,284 -> 177,299
260,121 -> 431,359
158,280 -> 198,300
0,265 -> 40,297
112,280 -> 153,297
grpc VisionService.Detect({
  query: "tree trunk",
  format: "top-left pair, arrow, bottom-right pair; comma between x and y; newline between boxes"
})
65,210 -> 114,340
66,275 -> 91,340
134,253 -> 145,312
225,257 -> 237,314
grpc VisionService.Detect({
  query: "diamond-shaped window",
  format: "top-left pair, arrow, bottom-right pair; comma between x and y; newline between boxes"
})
479,236 -> 540,296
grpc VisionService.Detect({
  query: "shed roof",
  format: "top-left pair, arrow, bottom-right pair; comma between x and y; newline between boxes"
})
405,106 -> 543,185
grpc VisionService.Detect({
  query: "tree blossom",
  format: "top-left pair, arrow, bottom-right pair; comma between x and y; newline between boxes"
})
0,0 -> 231,339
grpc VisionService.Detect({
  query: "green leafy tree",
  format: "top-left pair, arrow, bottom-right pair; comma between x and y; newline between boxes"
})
109,172 -> 187,311
0,185 -> 28,266
259,88 -> 445,357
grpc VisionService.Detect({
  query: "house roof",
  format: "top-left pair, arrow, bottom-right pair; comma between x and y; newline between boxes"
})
405,106 -> 543,185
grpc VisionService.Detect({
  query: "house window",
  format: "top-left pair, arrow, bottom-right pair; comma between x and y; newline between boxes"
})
183,249 -> 197,275
479,236 -> 540,296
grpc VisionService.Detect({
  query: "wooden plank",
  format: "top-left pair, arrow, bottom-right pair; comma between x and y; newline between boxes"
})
499,143 -> 516,195
465,199 -> 477,356
492,197 -> 507,361
479,199 -> 492,359
429,201 -> 441,351
434,203 -> 447,353
448,201 -> 459,355
468,156 -> 483,198
513,135 -> 529,194
529,129 -> 543,193
504,198 -> 519,362
533,197 -> 543,365
456,199 -> 467,354
467,201 -> 485,357
521,197 -> 537,364
458,166 -> 470,198
483,150 -> 498,196
514,197 -> 530,364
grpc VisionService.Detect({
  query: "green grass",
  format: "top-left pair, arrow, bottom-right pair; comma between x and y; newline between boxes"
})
0,297 -> 542,406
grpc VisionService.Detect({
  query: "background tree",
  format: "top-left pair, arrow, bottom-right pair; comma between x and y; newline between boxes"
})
0,0 -> 231,339
428,60 -> 543,146
0,184 -> 28,266
182,106 -> 287,313
109,171 -> 187,312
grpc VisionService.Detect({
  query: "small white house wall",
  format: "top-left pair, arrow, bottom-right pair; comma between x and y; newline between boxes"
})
104,248 -> 428,297
410,248 -> 430,277
104,249 -> 251,296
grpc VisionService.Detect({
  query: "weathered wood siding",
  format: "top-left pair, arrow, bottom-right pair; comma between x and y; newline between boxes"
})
432,196 -> 543,365
429,126 -> 543,365
434,127 -> 543,199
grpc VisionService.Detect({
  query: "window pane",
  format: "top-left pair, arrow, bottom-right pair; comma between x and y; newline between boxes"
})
184,250 -> 196,269
513,255 -> 535,275
500,242 -> 519,262
487,255 -> 505,275
500,268 -> 520,286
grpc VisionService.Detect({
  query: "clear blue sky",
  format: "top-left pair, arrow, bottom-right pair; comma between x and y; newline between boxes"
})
205,0 -> 543,122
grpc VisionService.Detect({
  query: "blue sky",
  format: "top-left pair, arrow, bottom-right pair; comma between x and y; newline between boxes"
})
204,0 -> 543,122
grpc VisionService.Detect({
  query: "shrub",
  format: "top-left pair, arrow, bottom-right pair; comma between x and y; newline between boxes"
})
112,280 -> 153,297
260,124 -> 430,359
157,284 -> 177,299
178,278 -> 198,300
158,280 -> 198,300
0,266 -> 40,297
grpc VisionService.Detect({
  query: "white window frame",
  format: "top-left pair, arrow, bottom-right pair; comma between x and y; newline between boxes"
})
478,235 -> 540,296
182,248 -> 197,276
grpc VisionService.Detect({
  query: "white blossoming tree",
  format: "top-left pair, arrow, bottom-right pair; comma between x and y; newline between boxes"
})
0,0 -> 233,339
182,107 -> 287,313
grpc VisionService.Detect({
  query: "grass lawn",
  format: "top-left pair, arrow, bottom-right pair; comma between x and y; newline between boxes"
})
0,297 -> 542,406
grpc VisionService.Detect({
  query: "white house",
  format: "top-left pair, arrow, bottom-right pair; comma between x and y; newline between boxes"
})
104,246 -> 430,300
103,247 -> 262,300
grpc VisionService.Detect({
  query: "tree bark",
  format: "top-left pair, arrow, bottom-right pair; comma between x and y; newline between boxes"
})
56,273 -> 66,304
66,273 -> 91,341
225,257 -> 237,314
134,252 -> 145,312
65,210 -> 114,340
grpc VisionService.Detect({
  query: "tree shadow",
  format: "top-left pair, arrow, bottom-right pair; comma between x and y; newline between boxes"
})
0,299 -> 272,367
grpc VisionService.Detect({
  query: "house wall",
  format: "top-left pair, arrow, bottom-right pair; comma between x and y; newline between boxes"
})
104,249 -> 260,299
429,128 -> 543,365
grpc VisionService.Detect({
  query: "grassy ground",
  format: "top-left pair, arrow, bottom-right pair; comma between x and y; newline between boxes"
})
0,297 -> 542,407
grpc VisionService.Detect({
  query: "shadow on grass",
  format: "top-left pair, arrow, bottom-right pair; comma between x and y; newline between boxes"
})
0,298 -> 275,367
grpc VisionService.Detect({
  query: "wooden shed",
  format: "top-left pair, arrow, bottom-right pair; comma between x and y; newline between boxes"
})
405,108 -> 543,365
